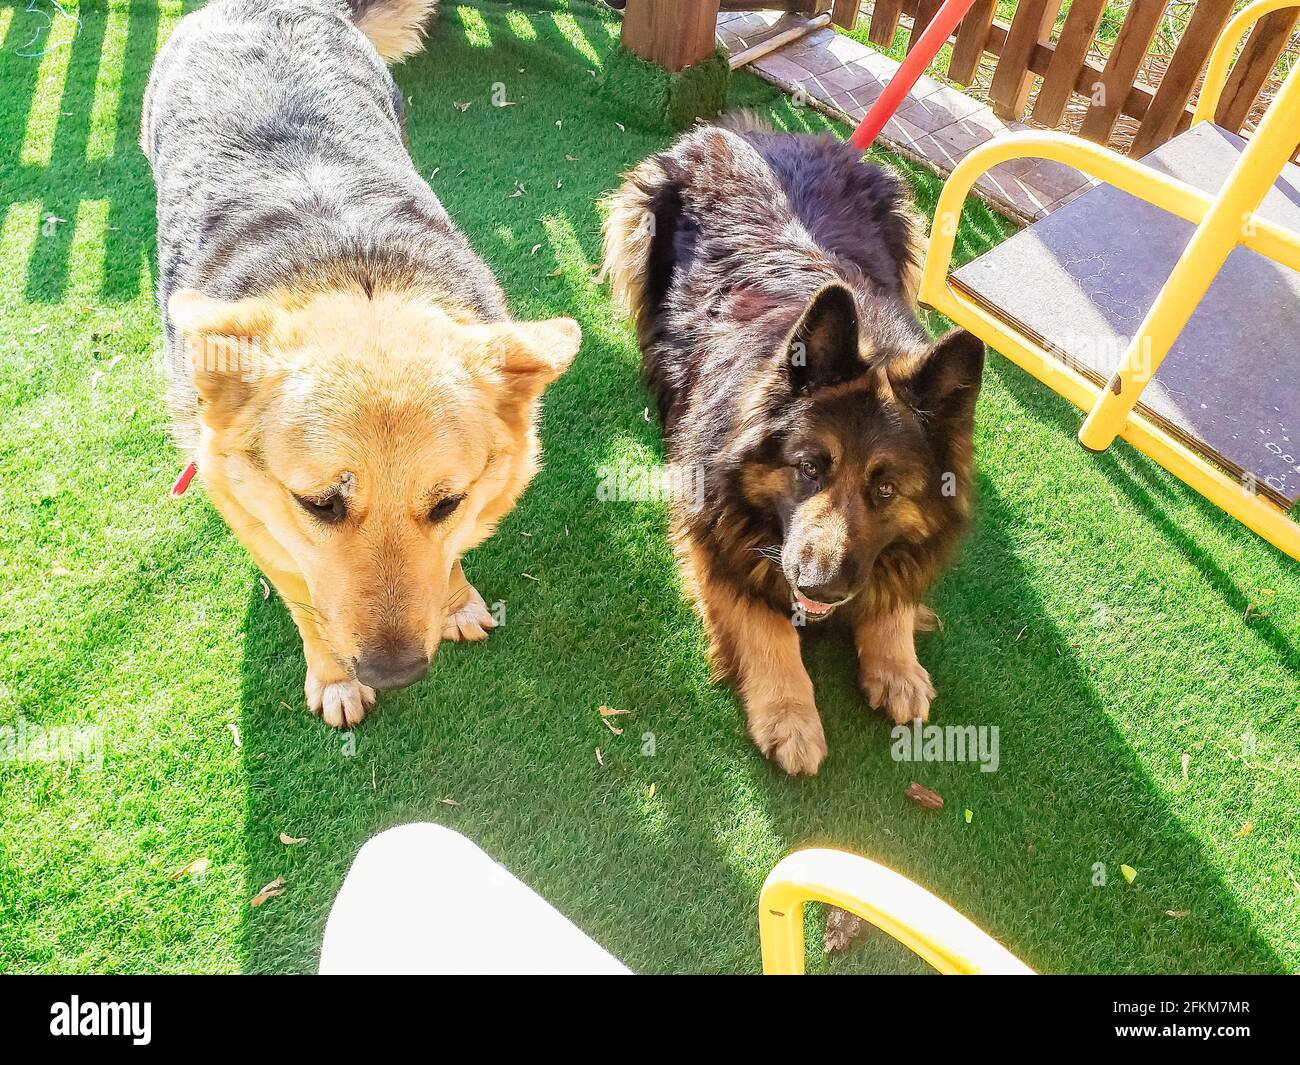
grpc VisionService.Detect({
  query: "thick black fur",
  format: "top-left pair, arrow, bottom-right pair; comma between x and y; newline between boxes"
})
619,123 -> 984,619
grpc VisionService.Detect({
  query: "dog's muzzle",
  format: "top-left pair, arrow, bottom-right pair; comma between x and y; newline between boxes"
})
791,588 -> 852,622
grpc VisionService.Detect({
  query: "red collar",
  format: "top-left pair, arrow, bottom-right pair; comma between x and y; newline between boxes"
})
171,461 -> 198,498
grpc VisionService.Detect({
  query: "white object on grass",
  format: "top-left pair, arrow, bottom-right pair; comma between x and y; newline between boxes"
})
319,823 -> 630,974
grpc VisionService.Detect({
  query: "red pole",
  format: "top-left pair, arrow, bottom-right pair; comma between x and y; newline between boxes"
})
849,0 -> 979,150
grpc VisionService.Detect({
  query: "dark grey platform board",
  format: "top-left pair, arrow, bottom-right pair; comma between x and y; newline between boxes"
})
952,123 -> 1300,506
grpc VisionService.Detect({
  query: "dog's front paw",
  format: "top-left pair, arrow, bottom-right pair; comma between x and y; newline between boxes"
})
306,671 -> 376,728
442,581 -> 497,642
747,698 -> 828,776
861,659 -> 934,724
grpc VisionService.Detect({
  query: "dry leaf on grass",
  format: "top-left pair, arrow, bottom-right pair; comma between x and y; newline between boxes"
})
1166,909 -> 1191,918
824,907 -> 864,953
1181,753 -> 1190,781
904,782 -> 944,809
1236,822 -> 1253,838
439,797 -> 460,807
599,705 -> 631,717
227,722 -> 241,749
279,833 -> 306,846
250,877 -> 285,907
595,747 -> 605,767
602,718 -> 622,735
169,858 -> 208,881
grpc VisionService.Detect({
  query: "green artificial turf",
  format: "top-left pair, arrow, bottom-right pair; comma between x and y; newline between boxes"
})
1,0 -> 1297,975
598,40 -> 730,131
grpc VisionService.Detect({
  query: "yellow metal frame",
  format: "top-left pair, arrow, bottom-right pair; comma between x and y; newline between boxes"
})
759,848 -> 1033,974
919,0 -> 1300,559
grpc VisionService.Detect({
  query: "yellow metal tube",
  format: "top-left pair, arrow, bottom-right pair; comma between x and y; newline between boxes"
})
923,282 -> 1300,557
759,849 -> 1032,975
920,131 -> 1300,308
1078,59 -> 1300,451
917,125 -> 1300,559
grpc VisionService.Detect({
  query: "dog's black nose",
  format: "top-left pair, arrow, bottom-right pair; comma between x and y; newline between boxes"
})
355,649 -> 429,691
797,579 -> 850,605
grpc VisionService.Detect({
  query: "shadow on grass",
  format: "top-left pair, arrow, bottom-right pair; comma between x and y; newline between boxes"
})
0,0 -> 208,305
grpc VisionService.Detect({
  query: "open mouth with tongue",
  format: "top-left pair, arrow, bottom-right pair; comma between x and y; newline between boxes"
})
792,589 -> 848,621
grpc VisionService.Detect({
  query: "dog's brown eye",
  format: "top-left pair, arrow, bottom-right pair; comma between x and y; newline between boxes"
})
296,493 -> 346,524
798,460 -> 820,482
876,481 -> 896,500
428,494 -> 464,524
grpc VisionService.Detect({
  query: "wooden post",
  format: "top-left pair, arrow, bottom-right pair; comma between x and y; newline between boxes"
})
1214,9 -> 1300,133
988,0 -> 1060,120
1079,0 -> 1166,143
1030,0 -> 1108,127
1127,0 -> 1234,156
869,0 -> 906,47
831,0 -> 864,30
623,0 -> 723,73
947,0 -> 996,85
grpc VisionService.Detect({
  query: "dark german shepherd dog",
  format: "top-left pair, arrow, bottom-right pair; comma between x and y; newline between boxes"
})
602,118 -> 984,775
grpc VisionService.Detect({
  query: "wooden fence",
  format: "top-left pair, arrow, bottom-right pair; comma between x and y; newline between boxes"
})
828,0 -> 1299,154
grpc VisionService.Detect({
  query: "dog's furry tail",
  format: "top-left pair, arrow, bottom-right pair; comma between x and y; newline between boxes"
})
713,109 -> 774,135
601,112 -> 768,335
344,0 -> 438,62
601,156 -> 667,337
601,144 -> 701,342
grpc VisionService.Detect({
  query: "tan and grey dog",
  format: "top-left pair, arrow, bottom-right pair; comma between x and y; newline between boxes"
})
143,0 -> 580,727
603,119 -> 983,775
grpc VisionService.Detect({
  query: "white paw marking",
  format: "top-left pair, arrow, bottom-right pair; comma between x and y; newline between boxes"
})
443,584 -> 497,643
305,672 -> 376,728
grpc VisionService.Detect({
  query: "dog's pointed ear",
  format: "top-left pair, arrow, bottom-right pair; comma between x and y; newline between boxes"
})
894,328 -> 984,427
784,282 -> 862,394
485,317 -> 582,409
169,289 -> 280,427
